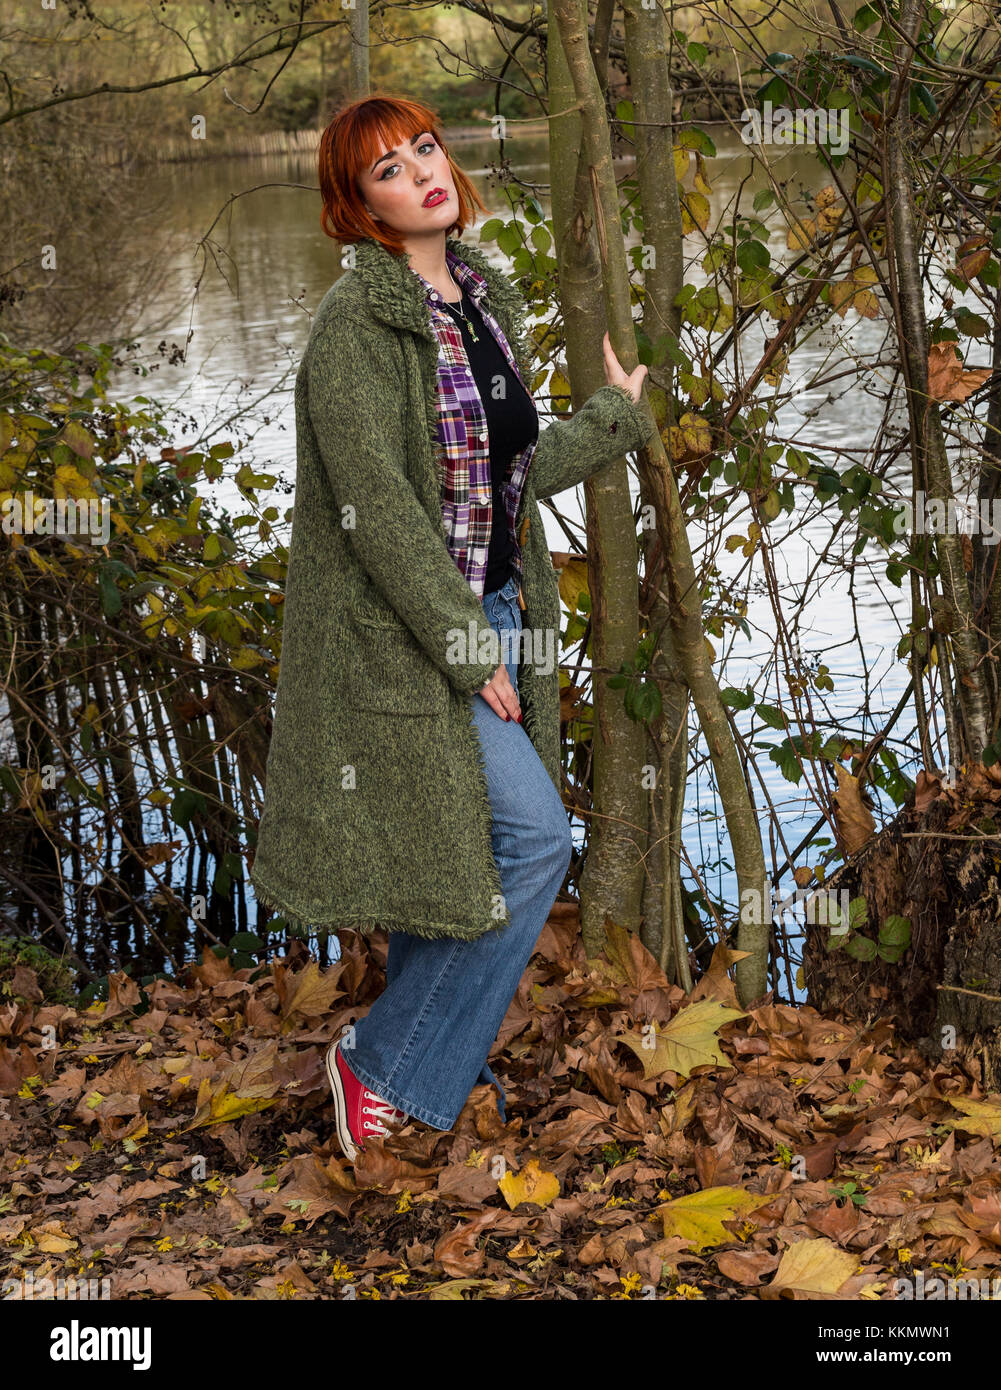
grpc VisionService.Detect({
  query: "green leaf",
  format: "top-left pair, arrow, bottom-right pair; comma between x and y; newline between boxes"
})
736,240 -> 771,273
98,568 -> 122,618
912,83 -> 937,117
878,914 -> 911,948
720,685 -> 755,710
229,932 -> 265,952
845,934 -> 877,961
678,127 -> 716,157
755,703 -> 787,730
170,787 -> 207,830
853,1 -> 881,29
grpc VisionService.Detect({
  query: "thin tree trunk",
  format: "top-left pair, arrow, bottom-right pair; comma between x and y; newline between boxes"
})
552,0 -> 771,1003
547,0 -> 649,954
621,0 -> 691,981
886,0 -> 991,759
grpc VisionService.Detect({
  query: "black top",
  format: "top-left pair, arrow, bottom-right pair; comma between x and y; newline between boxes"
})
440,286 -> 539,594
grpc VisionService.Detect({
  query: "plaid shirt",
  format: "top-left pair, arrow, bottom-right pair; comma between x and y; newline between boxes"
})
409,247 -> 538,601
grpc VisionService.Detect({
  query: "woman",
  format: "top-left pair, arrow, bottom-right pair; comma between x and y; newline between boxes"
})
249,92 -> 655,1162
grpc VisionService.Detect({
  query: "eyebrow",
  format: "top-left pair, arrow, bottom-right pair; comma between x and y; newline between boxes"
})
370,131 -> 432,174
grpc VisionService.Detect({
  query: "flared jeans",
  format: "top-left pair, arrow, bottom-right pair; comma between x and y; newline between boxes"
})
343,573 -> 574,1131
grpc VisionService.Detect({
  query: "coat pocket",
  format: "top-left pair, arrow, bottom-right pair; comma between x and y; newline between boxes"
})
345,616 -> 448,717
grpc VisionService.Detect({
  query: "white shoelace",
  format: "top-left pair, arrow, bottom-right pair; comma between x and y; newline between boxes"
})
361,1092 -> 408,1136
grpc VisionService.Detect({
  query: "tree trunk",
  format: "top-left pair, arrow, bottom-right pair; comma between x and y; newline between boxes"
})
621,0 -> 691,985
551,0 -> 771,1003
885,0 -> 991,761
547,0 -> 649,956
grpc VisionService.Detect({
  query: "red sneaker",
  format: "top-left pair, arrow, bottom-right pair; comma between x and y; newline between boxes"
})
324,1039 -> 409,1162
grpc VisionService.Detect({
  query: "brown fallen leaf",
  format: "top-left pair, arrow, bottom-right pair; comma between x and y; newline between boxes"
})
927,342 -> 992,404
833,762 -> 876,854
433,1209 -> 501,1277
716,1248 -> 780,1285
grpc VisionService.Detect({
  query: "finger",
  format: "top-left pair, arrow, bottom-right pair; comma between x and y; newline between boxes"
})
493,668 -> 522,723
483,689 -> 509,720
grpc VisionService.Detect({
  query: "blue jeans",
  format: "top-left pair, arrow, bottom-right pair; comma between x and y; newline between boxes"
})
344,573 -> 573,1130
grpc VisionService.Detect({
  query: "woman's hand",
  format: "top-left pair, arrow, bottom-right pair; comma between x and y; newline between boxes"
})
477,663 -> 522,722
602,331 -> 648,403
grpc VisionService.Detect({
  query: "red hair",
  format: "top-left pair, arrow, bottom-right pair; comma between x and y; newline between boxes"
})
318,92 -> 489,257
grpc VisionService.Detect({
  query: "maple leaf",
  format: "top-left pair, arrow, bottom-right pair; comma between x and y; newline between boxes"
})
31,1221 -> 78,1254
657,1185 -> 770,1251
498,1158 -> 560,1211
617,997 -> 746,1080
927,342 -> 992,404
280,960 -> 342,1024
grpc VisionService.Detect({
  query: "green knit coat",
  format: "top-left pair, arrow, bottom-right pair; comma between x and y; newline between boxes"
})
249,234 -> 657,942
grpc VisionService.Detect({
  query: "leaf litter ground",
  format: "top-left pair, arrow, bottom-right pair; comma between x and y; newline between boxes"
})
2,906 -> 1000,1301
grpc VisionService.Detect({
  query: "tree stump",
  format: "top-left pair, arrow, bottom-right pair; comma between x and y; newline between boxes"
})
802,764 -> 1001,1087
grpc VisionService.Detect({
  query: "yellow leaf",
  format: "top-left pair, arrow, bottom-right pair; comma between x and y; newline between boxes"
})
942,1095 -> 1001,1139
617,997 -> 746,1080
681,191 -> 710,235
548,369 -> 572,411
54,463 -> 93,498
767,1237 -> 859,1295
184,1078 -> 278,1131
763,348 -> 789,386
61,421 -> 95,458
831,265 -> 881,319
679,412 -> 712,455
552,554 -> 590,614
672,146 -> 689,182
658,1186 -> 769,1251
498,1157 -> 560,1211
786,217 -> 816,251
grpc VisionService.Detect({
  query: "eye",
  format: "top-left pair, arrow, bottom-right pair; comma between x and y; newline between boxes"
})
378,139 -> 437,179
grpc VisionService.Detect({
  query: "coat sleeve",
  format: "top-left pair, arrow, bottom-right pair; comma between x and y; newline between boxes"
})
530,383 -> 658,501
304,315 -> 503,698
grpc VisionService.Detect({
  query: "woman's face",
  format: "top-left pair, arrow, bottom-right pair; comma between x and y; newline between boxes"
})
358,129 -> 458,236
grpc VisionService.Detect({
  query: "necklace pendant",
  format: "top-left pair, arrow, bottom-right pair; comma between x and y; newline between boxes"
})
467,323 -> 479,343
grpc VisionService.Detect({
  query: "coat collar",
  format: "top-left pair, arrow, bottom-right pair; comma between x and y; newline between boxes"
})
352,234 -> 526,346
